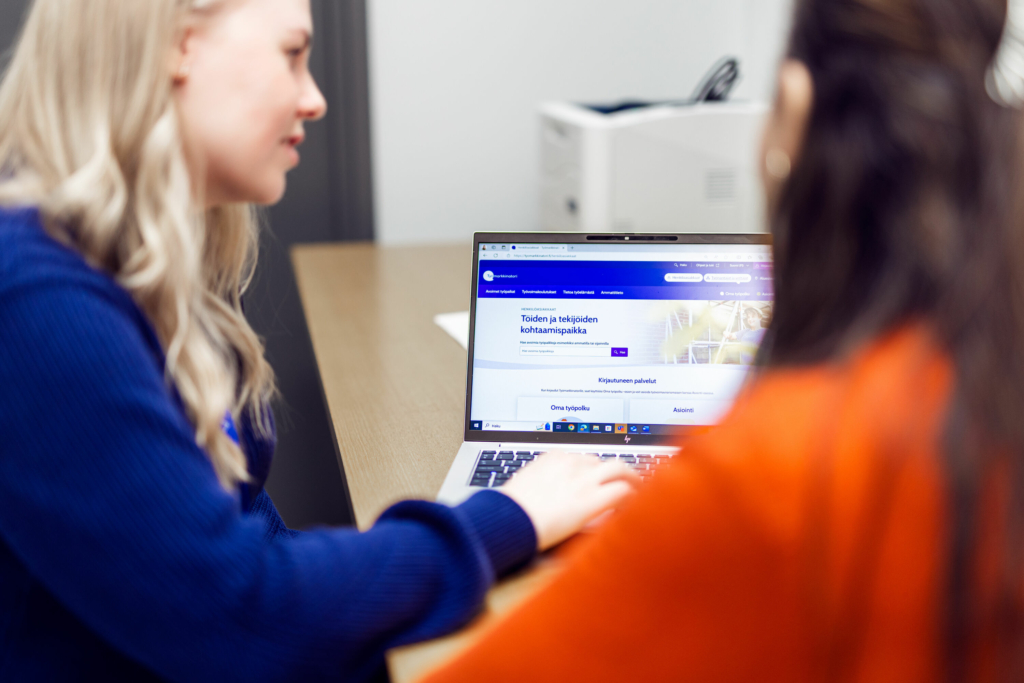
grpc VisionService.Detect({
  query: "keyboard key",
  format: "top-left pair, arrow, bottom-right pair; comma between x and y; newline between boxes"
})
481,450 -> 497,456
516,451 -> 532,456
498,452 -> 516,461
601,453 -> 618,458
476,464 -> 504,473
515,454 -> 535,461
532,451 -> 546,456
619,456 -> 636,463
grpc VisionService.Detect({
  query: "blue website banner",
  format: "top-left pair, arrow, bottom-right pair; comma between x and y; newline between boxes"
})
477,260 -> 773,301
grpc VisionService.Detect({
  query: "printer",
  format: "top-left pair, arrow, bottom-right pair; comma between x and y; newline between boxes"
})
539,100 -> 769,234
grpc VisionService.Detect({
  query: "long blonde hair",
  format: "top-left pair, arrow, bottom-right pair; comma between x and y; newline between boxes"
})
0,0 -> 276,489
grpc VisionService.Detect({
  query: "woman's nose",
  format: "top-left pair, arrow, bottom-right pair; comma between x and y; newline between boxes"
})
300,74 -> 327,121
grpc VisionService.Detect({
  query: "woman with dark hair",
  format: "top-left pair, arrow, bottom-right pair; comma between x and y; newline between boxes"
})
420,0 -> 1024,679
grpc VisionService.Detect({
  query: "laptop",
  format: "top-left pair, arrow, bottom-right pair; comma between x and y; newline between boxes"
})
436,231 -> 773,505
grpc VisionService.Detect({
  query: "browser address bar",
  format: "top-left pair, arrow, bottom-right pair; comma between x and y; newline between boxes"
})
480,253 -> 770,262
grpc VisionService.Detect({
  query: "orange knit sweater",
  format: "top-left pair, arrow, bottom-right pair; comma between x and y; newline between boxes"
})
425,326 -> 972,682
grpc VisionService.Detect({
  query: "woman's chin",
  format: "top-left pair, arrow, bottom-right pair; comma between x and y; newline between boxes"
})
248,178 -> 288,207
205,174 -> 288,208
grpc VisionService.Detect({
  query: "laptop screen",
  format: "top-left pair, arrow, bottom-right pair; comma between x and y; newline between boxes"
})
466,236 -> 773,444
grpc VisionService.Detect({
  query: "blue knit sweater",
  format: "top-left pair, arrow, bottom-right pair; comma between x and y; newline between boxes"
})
0,207 -> 536,682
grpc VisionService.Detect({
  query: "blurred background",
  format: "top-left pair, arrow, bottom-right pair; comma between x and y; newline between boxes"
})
0,0 -> 792,528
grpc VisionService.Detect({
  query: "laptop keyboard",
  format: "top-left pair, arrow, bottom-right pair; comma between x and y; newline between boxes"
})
469,450 -> 675,488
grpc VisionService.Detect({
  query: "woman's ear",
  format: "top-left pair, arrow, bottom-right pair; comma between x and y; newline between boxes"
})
170,21 -> 201,85
761,59 -> 814,200
170,32 -> 190,84
774,60 -> 814,168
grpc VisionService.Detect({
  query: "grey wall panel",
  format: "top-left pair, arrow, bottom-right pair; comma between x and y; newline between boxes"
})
322,0 -> 376,242
0,0 -> 29,66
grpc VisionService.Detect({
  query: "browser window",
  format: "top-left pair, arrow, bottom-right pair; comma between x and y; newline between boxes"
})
469,242 -> 773,437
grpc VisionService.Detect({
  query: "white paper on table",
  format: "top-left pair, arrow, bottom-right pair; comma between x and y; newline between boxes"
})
433,311 -> 470,350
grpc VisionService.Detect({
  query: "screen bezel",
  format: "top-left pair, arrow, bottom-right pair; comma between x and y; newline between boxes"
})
463,231 -> 773,446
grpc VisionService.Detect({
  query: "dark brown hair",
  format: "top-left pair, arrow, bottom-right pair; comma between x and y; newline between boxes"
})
759,0 -> 1024,677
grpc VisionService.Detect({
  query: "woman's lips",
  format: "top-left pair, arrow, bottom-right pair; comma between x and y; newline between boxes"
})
283,133 -> 304,165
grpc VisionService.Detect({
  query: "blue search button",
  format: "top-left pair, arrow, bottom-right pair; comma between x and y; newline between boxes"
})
611,348 -> 628,357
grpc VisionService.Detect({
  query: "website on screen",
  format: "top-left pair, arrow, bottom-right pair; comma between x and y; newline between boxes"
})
469,242 -> 774,436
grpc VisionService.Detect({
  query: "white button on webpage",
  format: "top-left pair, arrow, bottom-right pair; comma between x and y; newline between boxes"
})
703,274 -> 752,284
516,396 -> 625,423
627,398 -> 733,426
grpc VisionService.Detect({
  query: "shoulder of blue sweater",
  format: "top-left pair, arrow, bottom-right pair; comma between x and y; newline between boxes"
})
0,205 -> 165,365
0,205 -> 139,310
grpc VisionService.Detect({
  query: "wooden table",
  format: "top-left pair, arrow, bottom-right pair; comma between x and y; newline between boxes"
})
292,243 -> 473,529
292,243 -> 552,681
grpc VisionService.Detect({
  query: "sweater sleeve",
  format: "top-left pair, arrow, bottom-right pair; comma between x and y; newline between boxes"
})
0,281 -> 536,683
247,488 -> 300,542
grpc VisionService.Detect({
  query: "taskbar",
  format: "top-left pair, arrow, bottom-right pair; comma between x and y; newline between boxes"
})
469,420 -> 685,437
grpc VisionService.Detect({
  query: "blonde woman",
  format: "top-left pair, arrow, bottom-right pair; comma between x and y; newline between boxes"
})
0,1 -> 637,681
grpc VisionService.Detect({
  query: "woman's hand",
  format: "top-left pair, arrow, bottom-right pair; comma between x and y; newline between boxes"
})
500,451 -> 641,551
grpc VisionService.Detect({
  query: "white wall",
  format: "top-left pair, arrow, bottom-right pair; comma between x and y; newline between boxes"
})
368,0 -> 793,245
742,0 -> 794,104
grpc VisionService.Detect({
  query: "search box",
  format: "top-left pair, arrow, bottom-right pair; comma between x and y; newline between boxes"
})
520,345 -> 619,357
704,274 -> 752,283
664,273 -> 704,283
